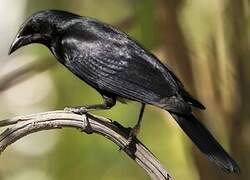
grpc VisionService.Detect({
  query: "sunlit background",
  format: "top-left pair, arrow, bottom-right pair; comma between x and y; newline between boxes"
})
0,0 -> 249,179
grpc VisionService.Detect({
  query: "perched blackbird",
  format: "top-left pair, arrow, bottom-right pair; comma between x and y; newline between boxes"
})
9,10 -> 240,173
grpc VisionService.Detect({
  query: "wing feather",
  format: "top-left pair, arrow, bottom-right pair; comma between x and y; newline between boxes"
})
59,29 -> 183,107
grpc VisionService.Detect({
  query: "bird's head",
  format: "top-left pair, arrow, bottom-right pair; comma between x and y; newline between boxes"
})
9,10 -> 79,55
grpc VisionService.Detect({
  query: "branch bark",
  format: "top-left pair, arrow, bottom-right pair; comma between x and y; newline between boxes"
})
0,111 -> 172,180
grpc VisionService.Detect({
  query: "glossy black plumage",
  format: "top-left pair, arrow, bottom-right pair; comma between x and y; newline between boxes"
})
9,10 -> 240,173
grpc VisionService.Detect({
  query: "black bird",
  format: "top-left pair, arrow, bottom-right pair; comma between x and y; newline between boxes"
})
9,10 -> 240,173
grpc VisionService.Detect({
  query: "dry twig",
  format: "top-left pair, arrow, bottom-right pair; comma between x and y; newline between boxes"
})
0,111 -> 172,180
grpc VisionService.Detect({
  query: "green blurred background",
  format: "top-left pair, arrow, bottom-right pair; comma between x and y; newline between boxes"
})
0,0 -> 249,179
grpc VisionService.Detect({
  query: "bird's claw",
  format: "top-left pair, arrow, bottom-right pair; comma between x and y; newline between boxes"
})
64,107 -> 88,115
127,126 -> 138,145
121,125 -> 139,150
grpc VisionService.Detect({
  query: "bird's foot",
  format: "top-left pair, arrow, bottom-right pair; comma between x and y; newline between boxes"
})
120,124 -> 140,151
64,107 -> 88,115
64,107 -> 94,134
127,124 -> 140,144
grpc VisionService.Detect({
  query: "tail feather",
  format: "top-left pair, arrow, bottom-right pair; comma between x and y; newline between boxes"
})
170,113 -> 240,173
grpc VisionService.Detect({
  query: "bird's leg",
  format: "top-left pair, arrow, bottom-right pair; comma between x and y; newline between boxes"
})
128,103 -> 145,144
64,95 -> 116,115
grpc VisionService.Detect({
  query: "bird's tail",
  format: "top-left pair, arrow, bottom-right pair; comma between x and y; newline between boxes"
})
170,113 -> 240,173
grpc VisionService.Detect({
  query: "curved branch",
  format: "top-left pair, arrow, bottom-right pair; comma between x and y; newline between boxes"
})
0,111 -> 172,180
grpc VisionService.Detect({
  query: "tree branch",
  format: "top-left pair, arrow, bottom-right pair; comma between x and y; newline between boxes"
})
0,111 -> 172,180
0,59 -> 57,93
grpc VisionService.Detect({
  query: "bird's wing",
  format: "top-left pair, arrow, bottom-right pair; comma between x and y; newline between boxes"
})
58,29 -> 190,113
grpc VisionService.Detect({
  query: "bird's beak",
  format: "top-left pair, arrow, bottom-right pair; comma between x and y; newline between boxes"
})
8,34 -> 33,55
